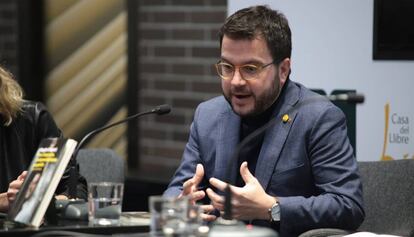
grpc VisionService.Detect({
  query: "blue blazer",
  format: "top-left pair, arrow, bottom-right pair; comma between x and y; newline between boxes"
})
165,80 -> 364,236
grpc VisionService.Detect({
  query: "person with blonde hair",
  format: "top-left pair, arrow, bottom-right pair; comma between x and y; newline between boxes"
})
0,66 -> 24,126
0,66 -> 86,213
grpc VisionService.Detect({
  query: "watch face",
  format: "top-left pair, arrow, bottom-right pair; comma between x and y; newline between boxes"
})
271,203 -> 280,221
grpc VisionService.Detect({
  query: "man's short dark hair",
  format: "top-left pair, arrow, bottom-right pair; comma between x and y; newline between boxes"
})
219,5 -> 292,63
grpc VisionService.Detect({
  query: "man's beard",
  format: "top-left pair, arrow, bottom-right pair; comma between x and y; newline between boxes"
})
223,78 -> 281,118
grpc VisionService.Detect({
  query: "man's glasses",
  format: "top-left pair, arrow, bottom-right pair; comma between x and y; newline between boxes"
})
215,60 -> 275,81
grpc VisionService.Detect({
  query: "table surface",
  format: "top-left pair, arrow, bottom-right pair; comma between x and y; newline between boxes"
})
0,212 -> 150,237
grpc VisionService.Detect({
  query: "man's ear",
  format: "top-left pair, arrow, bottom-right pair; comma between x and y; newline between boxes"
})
278,58 -> 291,87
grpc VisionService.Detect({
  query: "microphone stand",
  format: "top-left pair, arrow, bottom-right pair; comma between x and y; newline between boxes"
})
68,104 -> 171,199
58,104 -> 171,220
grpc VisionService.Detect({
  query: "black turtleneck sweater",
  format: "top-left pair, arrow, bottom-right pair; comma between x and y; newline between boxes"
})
235,100 -> 278,187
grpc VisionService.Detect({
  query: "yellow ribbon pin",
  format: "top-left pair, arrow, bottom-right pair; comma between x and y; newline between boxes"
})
282,114 -> 290,123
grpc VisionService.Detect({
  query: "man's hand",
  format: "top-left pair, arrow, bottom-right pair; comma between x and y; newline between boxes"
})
7,171 -> 28,205
179,164 -> 205,202
206,162 -> 276,220
179,164 -> 216,222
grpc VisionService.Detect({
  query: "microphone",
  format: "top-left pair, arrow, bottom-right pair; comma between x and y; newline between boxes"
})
217,92 -> 364,230
68,104 -> 171,199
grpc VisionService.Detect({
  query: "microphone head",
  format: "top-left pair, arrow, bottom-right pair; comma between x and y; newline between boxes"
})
153,104 -> 171,115
329,93 -> 365,104
346,93 -> 365,104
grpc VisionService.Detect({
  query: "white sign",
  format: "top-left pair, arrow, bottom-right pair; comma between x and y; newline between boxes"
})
228,0 -> 414,161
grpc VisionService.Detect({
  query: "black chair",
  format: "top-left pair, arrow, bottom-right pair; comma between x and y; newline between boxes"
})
299,159 -> 414,237
77,148 -> 125,183
357,159 -> 414,236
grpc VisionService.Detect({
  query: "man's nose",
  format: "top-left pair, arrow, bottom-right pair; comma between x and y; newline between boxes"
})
231,68 -> 246,86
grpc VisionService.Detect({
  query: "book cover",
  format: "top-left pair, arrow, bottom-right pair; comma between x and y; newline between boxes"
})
7,137 -> 77,227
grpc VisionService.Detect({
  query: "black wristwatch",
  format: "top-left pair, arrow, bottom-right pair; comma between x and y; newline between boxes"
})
268,201 -> 280,222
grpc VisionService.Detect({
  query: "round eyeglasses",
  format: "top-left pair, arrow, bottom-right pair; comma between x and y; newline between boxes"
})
215,60 -> 275,81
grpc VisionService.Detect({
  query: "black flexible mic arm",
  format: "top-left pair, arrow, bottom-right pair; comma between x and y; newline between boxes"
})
222,92 -> 364,220
68,104 -> 171,199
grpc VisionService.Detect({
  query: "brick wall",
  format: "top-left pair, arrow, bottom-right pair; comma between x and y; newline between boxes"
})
0,0 -> 18,75
0,0 -> 228,182
137,0 -> 227,180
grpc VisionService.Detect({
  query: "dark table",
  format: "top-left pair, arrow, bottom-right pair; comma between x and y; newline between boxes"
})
0,212 -> 150,237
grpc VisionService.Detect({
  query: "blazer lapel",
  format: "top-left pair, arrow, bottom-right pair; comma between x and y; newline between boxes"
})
255,81 -> 300,190
215,108 -> 241,184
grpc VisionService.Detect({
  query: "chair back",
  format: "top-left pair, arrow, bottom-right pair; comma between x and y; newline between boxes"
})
77,148 -> 124,184
358,159 -> 414,236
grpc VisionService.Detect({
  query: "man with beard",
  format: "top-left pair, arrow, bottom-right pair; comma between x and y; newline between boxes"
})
164,5 -> 364,236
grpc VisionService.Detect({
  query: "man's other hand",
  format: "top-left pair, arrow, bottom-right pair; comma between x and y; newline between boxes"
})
179,164 -> 206,203
179,164 -> 217,222
207,162 -> 276,220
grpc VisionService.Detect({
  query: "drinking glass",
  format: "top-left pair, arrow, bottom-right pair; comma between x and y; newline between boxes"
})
88,182 -> 124,226
161,196 -> 189,236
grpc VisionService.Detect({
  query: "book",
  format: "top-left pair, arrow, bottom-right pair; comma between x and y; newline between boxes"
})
7,137 -> 77,227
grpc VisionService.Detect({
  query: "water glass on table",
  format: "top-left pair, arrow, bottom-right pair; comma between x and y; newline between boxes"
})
161,196 -> 190,236
149,195 -> 165,234
88,182 -> 124,226
187,204 -> 209,236
149,195 -> 207,236
149,195 -> 191,235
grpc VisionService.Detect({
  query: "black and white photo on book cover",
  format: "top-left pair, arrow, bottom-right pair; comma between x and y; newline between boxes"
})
7,137 -> 77,227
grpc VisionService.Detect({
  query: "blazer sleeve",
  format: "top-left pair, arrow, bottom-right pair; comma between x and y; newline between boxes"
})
164,105 -> 207,198
278,104 -> 365,234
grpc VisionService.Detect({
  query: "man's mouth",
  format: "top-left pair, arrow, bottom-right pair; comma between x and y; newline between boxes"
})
234,94 -> 250,99
232,94 -> 252,105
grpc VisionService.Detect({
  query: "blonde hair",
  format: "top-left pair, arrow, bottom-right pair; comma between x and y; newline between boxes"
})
0,66 -> 24,126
